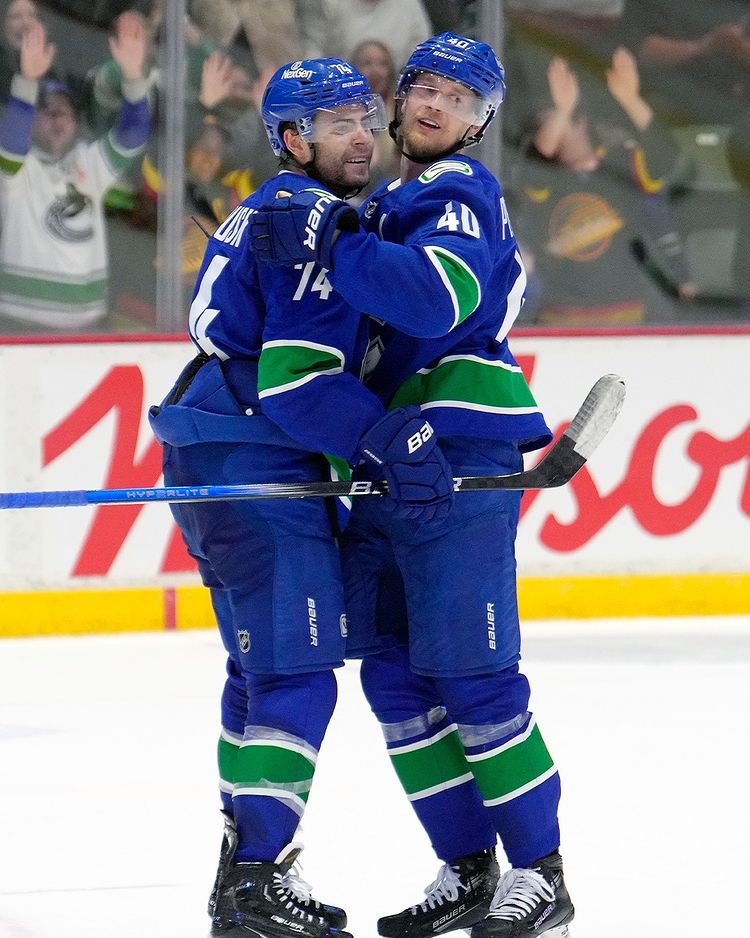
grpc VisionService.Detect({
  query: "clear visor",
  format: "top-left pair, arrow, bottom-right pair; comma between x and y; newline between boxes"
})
401,74 -> 491,125
297,95 -> 389,142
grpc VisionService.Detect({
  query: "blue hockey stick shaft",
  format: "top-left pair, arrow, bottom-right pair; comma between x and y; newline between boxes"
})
0,480 -> 387,509
0,375 -> 625,510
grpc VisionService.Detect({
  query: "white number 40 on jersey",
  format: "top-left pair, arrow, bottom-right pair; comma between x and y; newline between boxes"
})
436,201 -> 480,238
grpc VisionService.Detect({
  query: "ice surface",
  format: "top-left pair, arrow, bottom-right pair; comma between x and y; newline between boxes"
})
1,617 -> 749,938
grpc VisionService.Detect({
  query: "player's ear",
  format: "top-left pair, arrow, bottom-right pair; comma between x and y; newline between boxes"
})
282,126 -> 312,165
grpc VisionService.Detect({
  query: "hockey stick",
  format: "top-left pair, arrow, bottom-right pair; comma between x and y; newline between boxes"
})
0,374 -> 624,510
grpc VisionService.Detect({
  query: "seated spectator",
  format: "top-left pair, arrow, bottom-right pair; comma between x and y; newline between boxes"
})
513,49 -> 696,326
0,15 -> 150,332
350,39 -> 400,196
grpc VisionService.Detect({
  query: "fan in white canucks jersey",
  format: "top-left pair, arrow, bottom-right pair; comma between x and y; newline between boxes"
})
148,57 -> 454,938
251,33 -> 575,938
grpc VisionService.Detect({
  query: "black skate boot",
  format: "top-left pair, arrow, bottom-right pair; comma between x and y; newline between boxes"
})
210,841 -> 349,937
471,850 -> 574,938
207,811 -> 238,919
377,848 -> 499,937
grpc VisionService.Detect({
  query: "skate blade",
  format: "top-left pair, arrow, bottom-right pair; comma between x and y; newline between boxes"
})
545,926 -> 571,938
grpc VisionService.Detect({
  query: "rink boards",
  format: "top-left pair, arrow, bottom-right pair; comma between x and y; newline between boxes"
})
0,331 -> 748,635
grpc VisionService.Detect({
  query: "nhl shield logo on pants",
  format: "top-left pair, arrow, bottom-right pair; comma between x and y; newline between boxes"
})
237,629 -> 251,653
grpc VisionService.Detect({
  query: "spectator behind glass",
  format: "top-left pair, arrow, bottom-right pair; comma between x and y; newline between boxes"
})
350,39 -> 400,198
0,0 -> 37,98
503,0 -> 625,144
422,0 -> 477,35
513,49 -> 696,327
308,0 -> 432,70
188,0 -> 301,73
621,0 -> 750,127
131,50 -> 255,319
620,1 -> 750,317
0,16 -> 150,332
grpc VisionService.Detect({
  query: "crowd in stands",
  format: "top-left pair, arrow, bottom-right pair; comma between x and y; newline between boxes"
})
0,0 -> 746,334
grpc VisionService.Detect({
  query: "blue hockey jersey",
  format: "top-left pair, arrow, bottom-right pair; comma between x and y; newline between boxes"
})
186,171 -> 384,462
329,155 -> 552,453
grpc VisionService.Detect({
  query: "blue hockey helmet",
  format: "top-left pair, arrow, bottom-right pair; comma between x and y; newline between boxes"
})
395,32 -> 506,145
261,57 -> 388,157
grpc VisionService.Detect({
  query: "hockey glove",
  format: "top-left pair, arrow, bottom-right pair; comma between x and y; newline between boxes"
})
357,406 -> 455,524
250,188 -> 359,269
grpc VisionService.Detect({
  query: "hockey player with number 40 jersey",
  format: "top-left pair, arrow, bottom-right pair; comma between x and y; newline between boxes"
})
251,33 -> 576,938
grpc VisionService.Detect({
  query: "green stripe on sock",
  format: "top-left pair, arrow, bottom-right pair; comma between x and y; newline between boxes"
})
235,743 -> 315,800
389,726 -> 472,799
468,721 -> 556,804
218,734 -> 240,786
325,452 -> 352,482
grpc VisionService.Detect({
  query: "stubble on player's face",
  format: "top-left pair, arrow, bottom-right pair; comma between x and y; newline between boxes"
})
399,79 -> 479,162
314,128 -> 374,194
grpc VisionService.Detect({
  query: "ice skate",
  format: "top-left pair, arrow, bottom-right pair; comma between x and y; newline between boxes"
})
471,850 -> 574,938
210,841 -> 349,937
208,811 -> 238,919
377,848 -> 499,937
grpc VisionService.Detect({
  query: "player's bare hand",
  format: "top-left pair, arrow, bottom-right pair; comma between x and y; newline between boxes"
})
547,57 -> 578,116
606,47 -> 641,104
20,20 -> 55,82
109,11 -> 148,82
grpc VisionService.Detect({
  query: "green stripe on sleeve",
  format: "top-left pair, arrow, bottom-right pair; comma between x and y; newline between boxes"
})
0,152 -> 24,175
424,245 -> 481,327
389,725 -> 474,800
258,341 -> 344,398
101,132 -> 137,174
390,355 -> 539,414
467,719 -> 556,806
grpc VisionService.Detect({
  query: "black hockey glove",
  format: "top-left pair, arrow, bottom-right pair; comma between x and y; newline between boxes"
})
357,406 -> 455,524
250,188 -> 359,269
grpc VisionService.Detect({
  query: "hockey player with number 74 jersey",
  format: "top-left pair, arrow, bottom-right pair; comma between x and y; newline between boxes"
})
150,57 -> 457,938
